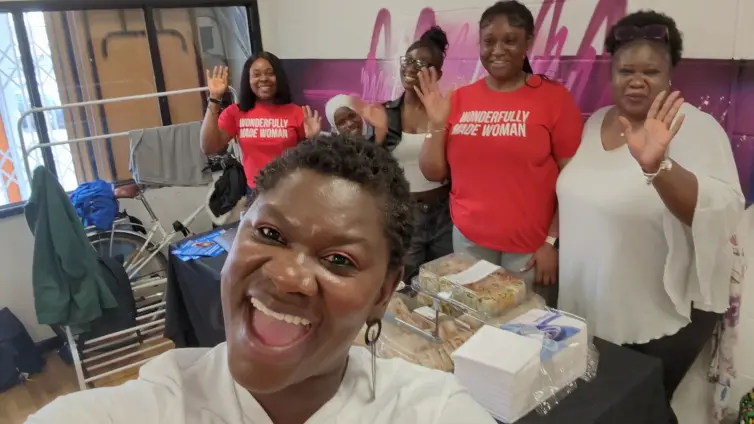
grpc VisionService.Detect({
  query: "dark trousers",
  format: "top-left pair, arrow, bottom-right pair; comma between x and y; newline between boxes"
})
624,308 -> 722,424
404,196 -> 454,282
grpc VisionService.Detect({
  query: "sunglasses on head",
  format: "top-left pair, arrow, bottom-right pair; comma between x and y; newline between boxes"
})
400,56 -> 430,70
614,24 -> 669,44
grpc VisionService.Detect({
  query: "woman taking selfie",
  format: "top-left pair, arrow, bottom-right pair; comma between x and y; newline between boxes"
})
200,51 -> 321,197
556,11 -> 743,423
353,26 -> 454,281
415,1 -> 583,305
27,135 -> 495,424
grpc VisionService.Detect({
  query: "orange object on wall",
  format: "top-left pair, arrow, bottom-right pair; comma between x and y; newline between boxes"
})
0,113 -> 22,204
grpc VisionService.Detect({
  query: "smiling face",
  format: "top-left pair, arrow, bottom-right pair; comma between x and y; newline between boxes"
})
401,46 -> 439,91
250,58 -> 277,101
611,41 -> 672,121
480,15 -> 531,82
221,169 -> 398,394
333,107 -> 363,136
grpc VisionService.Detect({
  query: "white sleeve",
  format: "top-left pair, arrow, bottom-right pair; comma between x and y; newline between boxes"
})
662,106 -> 744,316
25,381 -> 162,424
434,391 -> 498,424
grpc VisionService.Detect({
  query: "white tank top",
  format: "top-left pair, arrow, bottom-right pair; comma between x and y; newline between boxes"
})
392,132 -> 446,193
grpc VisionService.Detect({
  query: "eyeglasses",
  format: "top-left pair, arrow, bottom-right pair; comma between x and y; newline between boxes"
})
400,56 -> 430,70
614,24 -> 669,44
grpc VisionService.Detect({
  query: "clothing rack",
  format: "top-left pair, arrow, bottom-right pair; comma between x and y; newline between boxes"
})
19,86 -> 237,390
19,86 -> 237,182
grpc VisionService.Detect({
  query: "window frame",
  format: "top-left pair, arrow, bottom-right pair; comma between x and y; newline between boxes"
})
0,0 -> 262,218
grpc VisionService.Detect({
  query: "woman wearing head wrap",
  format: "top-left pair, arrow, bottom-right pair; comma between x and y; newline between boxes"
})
325,94 -> 364,136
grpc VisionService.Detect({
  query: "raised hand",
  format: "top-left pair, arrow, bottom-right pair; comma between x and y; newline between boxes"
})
350,96 -> 388,132
303,106 -> 322,138
619,90 -> 685,173
206,66 -> 229,99
414,67 -> 451,128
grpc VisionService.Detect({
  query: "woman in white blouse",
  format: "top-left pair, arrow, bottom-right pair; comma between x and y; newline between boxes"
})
27,135 -> 494,424
556,11 -> 743,424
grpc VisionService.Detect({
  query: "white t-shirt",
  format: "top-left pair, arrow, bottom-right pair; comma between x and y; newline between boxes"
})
556,104 -> 743,344
27,344 -> 496,424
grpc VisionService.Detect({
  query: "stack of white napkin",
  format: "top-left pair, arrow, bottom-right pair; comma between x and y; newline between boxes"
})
452,309 -> 588,423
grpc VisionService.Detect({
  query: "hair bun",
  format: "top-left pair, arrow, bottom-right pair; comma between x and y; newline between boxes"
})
420,26 -> 449,56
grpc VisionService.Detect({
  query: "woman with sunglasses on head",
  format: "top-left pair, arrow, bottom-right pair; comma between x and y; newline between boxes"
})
556,11 -> 743,423
351,26 -> 454,282
200,51 -> 322,201
28,135 -> 496,424
415,1 -> 583,306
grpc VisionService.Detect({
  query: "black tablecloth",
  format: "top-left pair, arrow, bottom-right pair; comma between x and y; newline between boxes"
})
516,338 -> 668,424
165,231 -> 669,424
164,243 -> 228,348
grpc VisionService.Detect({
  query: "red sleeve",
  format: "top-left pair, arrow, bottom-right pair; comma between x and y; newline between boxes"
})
550,84 -> 584,159
293,105 -> 306,141
445,88 -> 462,143
218,104 -> 240,138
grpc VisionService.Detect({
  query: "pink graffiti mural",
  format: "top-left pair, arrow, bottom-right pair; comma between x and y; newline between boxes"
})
286,3 -> 753,200
361,0 -> 628,107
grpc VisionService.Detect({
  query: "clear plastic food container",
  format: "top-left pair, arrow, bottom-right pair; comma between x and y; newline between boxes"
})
415,253 -> 527,317
376,288 -> 483,372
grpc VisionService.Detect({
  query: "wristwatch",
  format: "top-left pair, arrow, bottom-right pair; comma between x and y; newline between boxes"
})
545,236 -> 558,250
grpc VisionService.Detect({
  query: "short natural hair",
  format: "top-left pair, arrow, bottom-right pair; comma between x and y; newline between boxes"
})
256,134 -> 413,269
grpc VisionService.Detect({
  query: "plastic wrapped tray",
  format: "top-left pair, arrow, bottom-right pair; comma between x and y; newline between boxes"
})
376,287 -> 484,372
415,253 -> 527,317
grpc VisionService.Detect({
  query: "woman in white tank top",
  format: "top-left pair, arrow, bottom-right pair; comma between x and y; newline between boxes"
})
351,26 -> 454,281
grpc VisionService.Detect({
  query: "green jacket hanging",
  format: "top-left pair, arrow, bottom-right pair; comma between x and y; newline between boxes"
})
24,166 -> 117,334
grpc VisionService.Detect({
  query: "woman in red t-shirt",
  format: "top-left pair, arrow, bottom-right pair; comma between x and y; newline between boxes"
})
200,51 -> 321,198
415,0 -> 584,305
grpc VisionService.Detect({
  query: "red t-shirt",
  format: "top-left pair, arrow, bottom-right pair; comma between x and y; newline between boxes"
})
218,103 -> 305,187
446,77 -> 584,253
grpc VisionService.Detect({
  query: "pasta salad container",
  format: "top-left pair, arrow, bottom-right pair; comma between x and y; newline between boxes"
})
376,287 -> 483,372
414,253 -> 527,318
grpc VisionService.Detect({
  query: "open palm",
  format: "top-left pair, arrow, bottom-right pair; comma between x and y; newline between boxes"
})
350,96 -> 388,130
619,90 -> 685,172
414,67 -> 451,127
303,105 -> 322,138
206,66 -> 229,98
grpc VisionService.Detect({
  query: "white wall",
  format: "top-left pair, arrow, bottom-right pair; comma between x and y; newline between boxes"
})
259,0 -> 746,60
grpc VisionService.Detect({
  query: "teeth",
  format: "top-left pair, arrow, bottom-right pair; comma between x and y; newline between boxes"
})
250,298 -> 310,326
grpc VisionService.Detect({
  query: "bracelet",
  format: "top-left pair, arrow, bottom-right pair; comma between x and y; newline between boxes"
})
642,158 -> 673,185
426,126 -> 448,139
207,97 -> 225,106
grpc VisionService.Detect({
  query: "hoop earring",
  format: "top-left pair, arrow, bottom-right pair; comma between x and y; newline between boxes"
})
364,318 -> 382,401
